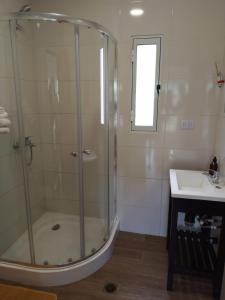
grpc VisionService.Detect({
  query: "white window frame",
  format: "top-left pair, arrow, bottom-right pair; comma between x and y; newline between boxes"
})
131,36 -> 161,131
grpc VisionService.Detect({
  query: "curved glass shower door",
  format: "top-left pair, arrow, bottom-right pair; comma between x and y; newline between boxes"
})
79,26 -> 109,257
0,14 -> 117,268
12,19 -> 81,265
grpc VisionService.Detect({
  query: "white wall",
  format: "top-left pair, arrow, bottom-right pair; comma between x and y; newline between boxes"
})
0,0 -> 31,13
31,0 -> 225,236
216,46 -> 225,175
214,16 -> 225,300
116,0 -> 225,236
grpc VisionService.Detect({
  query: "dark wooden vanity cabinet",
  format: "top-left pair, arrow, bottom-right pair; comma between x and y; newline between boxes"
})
166,194 -> 225,299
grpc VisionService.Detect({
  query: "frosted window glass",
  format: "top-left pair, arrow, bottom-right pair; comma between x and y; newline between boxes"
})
135,44 -> 157,126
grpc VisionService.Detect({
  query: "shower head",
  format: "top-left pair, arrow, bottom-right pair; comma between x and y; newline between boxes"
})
19,4 -> 31,13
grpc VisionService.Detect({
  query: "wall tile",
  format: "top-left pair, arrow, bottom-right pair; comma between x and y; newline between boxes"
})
0,34 -> 13,78
0,185 -> 28,255
34,21 -> 74,47
164,116 -> 217,151
118,146 -> 163,179
44,170 -> 79,201
35,46 -> 76,81
0,153 -> 23,196
163,149 -> 213,179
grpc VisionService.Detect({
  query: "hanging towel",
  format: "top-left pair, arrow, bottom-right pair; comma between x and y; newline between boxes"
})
0,119 -> 11,127
0,107 -> 7,114
0,107 -> 11,134
0,127 -> 10,134
0,112 -> 8,119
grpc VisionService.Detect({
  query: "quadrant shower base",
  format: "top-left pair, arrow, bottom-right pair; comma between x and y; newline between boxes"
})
0,214 -> 119,286
2,212 -> 106,266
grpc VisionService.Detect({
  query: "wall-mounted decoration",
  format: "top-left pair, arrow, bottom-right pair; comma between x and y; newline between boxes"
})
215,62 -> 224,88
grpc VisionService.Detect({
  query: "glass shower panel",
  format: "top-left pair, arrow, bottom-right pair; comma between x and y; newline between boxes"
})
79,26 -> 109,256
14,20 -> 80,266
108,38 -> 117,229
0,20 -> 31,264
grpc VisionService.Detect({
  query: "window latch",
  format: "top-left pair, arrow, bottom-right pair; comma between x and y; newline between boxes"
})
156,84 -> 161,95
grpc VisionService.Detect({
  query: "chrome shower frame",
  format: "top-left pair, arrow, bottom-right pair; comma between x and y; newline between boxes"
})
4,12 -> 117,43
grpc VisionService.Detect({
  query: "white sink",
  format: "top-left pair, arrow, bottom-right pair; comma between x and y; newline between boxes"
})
170,169 -> 225,202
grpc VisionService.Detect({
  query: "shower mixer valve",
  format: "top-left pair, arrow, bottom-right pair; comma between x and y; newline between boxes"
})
25,136 -> 36,166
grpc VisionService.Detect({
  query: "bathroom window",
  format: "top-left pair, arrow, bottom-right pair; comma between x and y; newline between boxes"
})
131,37 -> 161,131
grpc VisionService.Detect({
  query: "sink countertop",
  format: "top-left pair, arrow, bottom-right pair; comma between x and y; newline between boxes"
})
170,169 -> 225,202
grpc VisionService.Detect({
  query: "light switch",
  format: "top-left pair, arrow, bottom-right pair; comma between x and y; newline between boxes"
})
181,120 -> 194,130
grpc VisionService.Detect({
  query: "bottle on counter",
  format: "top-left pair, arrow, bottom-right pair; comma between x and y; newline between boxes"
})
209,156 -> 218,176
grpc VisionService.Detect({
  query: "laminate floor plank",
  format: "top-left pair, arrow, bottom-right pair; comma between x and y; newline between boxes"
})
1,231 -> 213,299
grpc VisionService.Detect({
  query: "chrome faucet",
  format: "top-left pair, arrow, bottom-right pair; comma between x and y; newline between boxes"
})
209,170 -> 220,184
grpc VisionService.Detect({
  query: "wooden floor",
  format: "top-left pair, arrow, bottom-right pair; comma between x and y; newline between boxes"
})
46,231 -> 213,300
2,231 -> 214,299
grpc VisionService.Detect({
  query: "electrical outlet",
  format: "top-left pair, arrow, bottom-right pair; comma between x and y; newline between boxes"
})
181,120 -> 194,130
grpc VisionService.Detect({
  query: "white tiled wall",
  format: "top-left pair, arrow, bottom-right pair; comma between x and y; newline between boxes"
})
216,47 -> 225,176
0,0 -> 31,13
31,0 -> 225,236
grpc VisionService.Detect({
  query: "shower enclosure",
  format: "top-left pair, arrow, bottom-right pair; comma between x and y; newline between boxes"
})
0,11 -> 118,285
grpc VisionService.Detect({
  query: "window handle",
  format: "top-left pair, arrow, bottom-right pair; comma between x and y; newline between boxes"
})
156,84 -> 161,95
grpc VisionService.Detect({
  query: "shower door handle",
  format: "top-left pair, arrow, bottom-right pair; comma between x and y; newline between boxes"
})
83,149 -> 92,155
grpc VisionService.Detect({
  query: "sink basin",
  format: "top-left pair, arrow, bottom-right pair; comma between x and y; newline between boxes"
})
170,169 -> 225,202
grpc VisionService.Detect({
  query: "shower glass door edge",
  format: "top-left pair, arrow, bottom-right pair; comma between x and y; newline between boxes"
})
9,19 -> 35,264
74,24 -> 85,259
103,35 -> 110,238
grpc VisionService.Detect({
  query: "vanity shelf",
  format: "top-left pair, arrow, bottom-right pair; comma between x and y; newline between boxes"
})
175,230 -> 216,276
167,169 -> 225,299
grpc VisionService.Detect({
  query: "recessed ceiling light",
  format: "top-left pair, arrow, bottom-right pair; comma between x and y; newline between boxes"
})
130,8 -> 144,16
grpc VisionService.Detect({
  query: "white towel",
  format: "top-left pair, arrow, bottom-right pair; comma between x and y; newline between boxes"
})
0,106 -> 8,117
0,107 -> 11,134
0,119 -> 11,127
0,127 -> 10,134
0,108 -> 6,114
0,112 -> 8,119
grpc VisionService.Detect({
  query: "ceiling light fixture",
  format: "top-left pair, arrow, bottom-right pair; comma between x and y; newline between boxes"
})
130,8 -> 144,16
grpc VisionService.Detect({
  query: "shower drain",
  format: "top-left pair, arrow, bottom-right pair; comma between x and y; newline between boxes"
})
104,283 -> 117,293
51,224 -> 60,231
